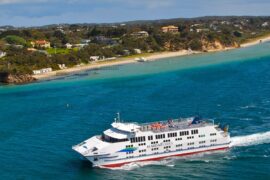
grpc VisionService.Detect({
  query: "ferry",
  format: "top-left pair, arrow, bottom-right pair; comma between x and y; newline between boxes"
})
72,113 -> 230,168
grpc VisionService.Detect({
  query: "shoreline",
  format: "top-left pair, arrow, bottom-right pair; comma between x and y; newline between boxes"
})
33,35 -> 270,80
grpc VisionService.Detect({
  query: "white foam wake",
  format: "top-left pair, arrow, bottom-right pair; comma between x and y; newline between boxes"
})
103,159 -> 174,171
230,131 -> 270,147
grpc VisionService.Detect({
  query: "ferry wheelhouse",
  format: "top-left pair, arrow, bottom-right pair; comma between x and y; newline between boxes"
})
72,114 -> 230,168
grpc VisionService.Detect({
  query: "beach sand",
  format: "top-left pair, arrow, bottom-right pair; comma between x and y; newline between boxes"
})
241,35 -> 270,47
33,35 -> 270,80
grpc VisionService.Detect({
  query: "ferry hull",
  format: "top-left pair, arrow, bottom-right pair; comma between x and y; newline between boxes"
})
87,144 -> 230,168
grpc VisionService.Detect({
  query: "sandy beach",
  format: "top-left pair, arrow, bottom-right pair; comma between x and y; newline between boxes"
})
33,35 -> 270,80
241,34 -> 270,47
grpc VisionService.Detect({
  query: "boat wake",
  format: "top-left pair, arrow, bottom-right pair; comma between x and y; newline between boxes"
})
230,131 -> 270,147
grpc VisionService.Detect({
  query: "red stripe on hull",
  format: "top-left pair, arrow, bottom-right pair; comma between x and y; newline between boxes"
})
102,146 -> 229,168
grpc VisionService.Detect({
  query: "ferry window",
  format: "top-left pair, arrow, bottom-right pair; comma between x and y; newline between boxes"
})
102,134 -> 128,143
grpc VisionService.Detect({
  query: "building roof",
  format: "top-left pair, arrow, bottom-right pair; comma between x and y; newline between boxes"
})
35,40 -> 50,45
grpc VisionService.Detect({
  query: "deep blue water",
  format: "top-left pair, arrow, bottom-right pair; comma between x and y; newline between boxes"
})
0,43 -> 270,179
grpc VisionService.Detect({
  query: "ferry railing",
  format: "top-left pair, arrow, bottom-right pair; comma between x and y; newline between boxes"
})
137,118 -> 215,132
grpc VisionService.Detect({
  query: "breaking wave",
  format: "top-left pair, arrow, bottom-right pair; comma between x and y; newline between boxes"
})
230,131 -> 270,147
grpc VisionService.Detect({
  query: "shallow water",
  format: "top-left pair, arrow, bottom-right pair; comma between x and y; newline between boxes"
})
0,43 -> 270,179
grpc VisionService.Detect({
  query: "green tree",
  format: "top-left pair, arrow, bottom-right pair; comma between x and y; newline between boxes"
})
3,35 -> 27,46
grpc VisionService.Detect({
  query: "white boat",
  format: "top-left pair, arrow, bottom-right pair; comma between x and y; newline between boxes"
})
72,113 -> 230,168
136,57 -> 148,62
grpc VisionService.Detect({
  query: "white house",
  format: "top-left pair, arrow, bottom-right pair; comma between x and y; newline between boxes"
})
134,49 -> 142,54
262,22 -> 269,27
65,43 -> 73,49
33,68 -> 52,75
81,39 -> 91,44
89,56 -> 100,61
0,51 -> 6,58
58,64 -> 66,69
131,31 -> 149,38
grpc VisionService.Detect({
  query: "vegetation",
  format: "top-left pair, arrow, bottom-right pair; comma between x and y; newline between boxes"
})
0,16 -> 270,76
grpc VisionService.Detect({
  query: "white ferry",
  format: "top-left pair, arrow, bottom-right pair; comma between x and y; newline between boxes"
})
72,114 -> 230,168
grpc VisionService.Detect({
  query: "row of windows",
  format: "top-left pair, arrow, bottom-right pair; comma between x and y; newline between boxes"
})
139,154 -> 147,157
126,151 -> 134,154
139,143 -> 146,146
180,131 -> 189,136
210,139 -> 217,142
151,141 -> 158,144
191,129 -> 199,135
176,144 -> 182,147
164,146 -> 171,149
156,134 -> 166,139
163,139 -> 170,142
139,149 -> 146,153
126,145 -> 134,148
168,132 -> 177,138
130,136 -> 146,143
152,147 -> 159,151
199,141 -> 206,144
188,142 -> 195,146
131,131 -> 215,143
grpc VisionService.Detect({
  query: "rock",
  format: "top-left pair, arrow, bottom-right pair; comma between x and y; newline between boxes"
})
0,72 -> 36,84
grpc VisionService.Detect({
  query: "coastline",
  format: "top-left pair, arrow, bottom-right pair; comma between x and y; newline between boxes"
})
33,35 -> 270,80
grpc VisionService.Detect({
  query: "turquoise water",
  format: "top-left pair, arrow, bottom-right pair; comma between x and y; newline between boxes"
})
1,43 -> 270,179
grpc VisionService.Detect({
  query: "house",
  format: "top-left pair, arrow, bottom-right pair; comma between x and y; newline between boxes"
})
262,22 -> 269,27
196,28 -> 210,33
74,44 -> 87,49
89,56 -> 100,61
161,25 -> 179,33
58,64 -> 66,69
81,39 -> 91,44
123,50 -> 130,55
94,36 -> 118,45
27,48 -> 37,52
65,43 -> 73,49
0,51 -> 6,58
131,31 -> 149,38
31,40 -> 51,48
133,49 -> 142,54
33,68 -> 52,75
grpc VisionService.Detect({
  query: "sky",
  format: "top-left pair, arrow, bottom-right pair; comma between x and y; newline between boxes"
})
0,0 -> 270,27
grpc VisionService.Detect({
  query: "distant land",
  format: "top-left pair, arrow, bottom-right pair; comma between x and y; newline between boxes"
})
0,16 -> 270,84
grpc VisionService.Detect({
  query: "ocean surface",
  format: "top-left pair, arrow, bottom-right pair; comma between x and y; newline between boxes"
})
1,43 -> 270,179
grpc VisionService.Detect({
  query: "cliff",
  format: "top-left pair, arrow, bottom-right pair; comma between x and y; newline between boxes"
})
0,72 -> 36,84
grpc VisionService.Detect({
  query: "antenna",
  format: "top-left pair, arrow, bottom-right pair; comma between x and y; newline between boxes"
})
117,112 -> 121,123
